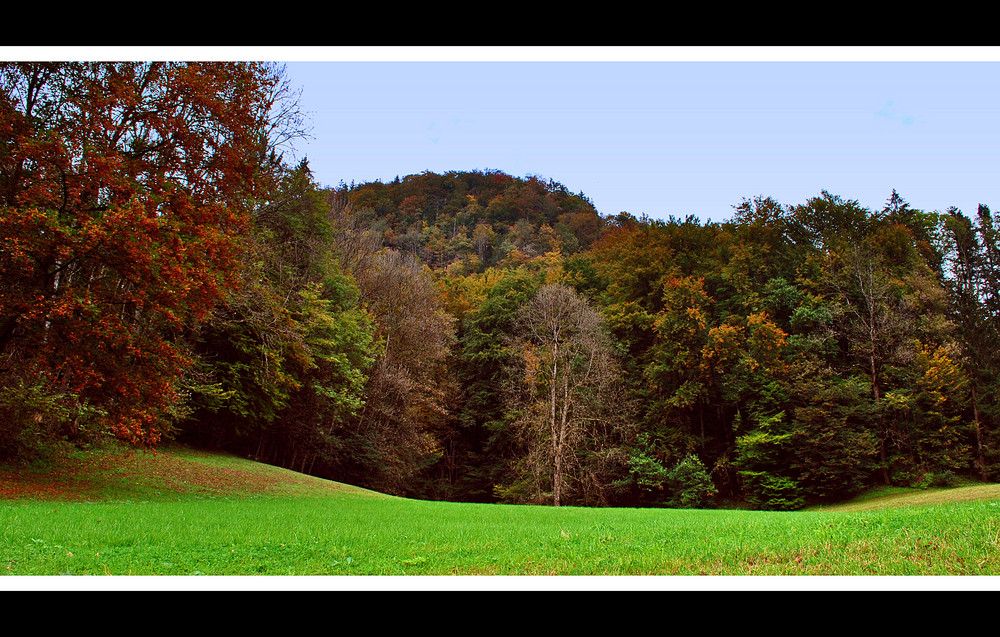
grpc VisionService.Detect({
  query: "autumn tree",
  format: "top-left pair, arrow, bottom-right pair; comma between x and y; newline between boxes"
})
327,197 -> 456,496
502,283 -> 631,506
882,343 -> 972,484
0,62 -> 298,454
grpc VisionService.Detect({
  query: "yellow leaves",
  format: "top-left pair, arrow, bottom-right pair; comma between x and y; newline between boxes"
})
653,276 -> 714,344
913,342 -> 967,409
539,249 -> 566,285
438,267 -> 505,320
653,305 -> 790,384
883,390 -> 912,410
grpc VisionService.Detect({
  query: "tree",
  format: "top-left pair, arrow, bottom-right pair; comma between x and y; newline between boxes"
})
327,197 -> 457,495
827,241 -> 910,405
178,163 -> 377,477
734,411 -> 805,511
448,267 -> 542,502
0,62 -> 298,450
787,191 -> 873,250
502,283 -> 630,506
882,343 -> 972,483
783,367 -> 879,502
942,207 -> 994,479
664,454 -> 718,508
819,237 -> 915,484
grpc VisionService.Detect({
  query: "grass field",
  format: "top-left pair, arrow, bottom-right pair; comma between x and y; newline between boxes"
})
2,443 -> 1000,588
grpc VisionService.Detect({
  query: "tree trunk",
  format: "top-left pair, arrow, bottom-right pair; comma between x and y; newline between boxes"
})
972,384 -> 987,481
550,334 -> 561,506
871,356 -> 890,485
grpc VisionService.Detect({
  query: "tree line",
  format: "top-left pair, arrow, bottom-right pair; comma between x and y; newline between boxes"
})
3,62 -> 998,510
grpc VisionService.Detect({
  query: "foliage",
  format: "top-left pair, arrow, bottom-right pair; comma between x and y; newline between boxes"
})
664,454 -> 718,508
882,343 -> 973,483
0,378 -> 105,460
0,62 -> 296,446
735,412 -> 805,511
176,162 -> 379,486
624,440 -> 670,494
784,373 -> 879,502
447,268 -> 543,501
338,170 -> 603,274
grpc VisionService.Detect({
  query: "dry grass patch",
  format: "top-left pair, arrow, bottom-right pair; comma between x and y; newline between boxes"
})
0,443 -> 373,502
812,483 -> 1000,513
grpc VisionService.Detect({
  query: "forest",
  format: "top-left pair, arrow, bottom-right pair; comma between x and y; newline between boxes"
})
3,61 -> 999,511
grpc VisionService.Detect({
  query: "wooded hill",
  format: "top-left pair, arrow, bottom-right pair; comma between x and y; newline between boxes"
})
3,62 -> 999,510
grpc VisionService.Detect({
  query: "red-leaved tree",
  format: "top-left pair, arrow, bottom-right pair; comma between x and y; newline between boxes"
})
0,62 -> 298,450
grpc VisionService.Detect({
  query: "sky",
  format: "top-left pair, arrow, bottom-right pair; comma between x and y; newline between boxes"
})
276,48 -> 1000,223
8,47 -> 1000,224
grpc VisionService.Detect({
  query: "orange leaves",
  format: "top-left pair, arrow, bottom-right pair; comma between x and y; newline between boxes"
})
707,313 -> 789,378
0,207 -> 43,272
520,341 -> 543,389
656,276 -> 710,335
106,409 -> 166,447
684,306 -> 707,335
701,323 -> 741,372
648,289 -> 790,406
745,311 -> 789,374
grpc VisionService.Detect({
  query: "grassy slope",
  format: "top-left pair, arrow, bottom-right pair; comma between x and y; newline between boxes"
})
2,443 -> 1000,578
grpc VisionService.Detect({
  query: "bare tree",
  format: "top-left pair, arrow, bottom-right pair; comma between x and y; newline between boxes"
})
504,283 -> 628,506
826,241 -> 920,483
326,194 -> 456,494
831,244 -> 908,403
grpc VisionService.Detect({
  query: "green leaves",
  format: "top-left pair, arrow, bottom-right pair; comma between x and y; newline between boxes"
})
735,412 -> 805,511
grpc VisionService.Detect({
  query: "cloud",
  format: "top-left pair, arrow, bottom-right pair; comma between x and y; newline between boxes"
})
876,100 -> 916,126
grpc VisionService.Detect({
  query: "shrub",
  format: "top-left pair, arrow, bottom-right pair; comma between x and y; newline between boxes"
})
740,471 -> 804,511
665,454 -> 717,509
626,449 -> 669,492
917,470 -> 959,489
0,380 -> 106,461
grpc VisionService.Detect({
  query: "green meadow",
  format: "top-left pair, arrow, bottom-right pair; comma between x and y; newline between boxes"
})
2,445 -> 1000,580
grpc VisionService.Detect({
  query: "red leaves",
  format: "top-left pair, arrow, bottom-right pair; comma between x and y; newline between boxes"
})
1,62 -> 285,446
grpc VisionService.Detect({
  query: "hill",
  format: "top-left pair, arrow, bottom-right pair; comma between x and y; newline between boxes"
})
0,442 -> 373,502
336,169 -> 605,272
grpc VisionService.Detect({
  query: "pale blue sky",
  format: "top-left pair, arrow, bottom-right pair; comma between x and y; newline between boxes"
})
279,53 -> 1000,223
